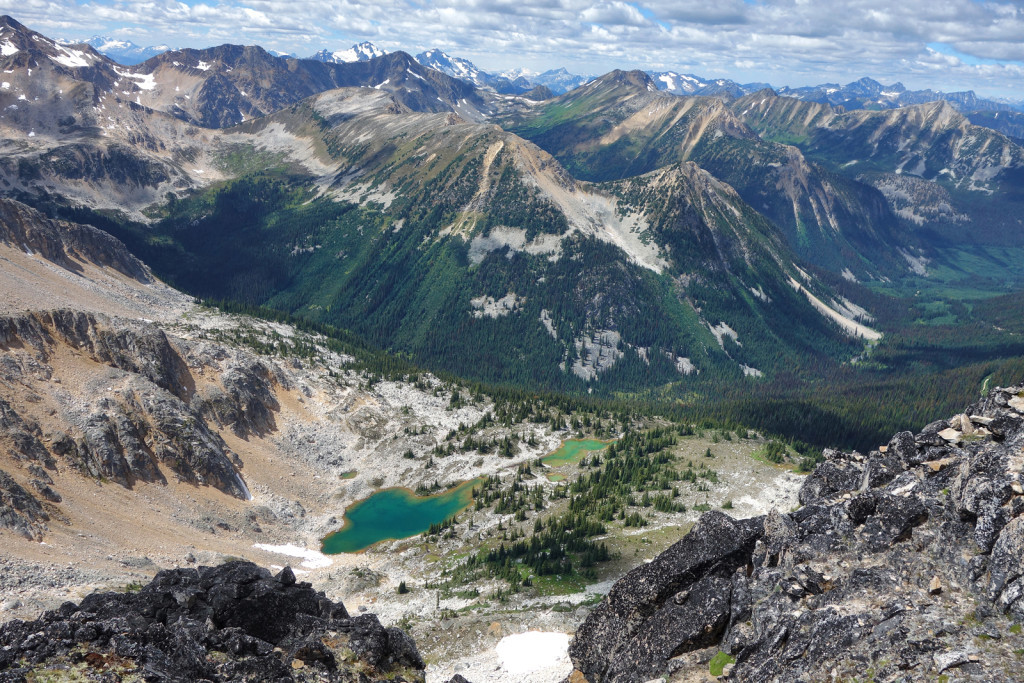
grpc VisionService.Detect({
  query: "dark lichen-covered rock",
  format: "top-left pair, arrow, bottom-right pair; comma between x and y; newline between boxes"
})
568,512 -> 761,682
989,516 -> 1024,618
568,384 -> 1024,682
797,450 -> 864,505
0,561 -> 425,682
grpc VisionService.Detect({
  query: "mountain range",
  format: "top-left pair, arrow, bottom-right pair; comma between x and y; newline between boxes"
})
310,41 -> 388,64
66,32 -> 1024,125
57,35 -> 170,64
1,12 -> 1022,424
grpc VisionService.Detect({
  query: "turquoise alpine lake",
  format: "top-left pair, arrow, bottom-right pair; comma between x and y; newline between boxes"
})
321,478 -> 483,554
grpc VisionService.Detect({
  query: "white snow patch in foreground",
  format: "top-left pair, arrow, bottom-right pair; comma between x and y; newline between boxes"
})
1,40 -> 18,56
253,543 -> 333,569
495,632 -> 571,677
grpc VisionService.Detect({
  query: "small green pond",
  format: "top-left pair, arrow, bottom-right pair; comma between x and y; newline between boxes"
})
321,478 -> 483,554
541,439 -> 612,467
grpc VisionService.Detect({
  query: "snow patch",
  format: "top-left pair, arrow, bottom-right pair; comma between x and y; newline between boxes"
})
196,61 -> 210,71
50,44 -> 91,68
117,68 -> 156,91
495,632 -> 571,678
253,543 -> 333,569
0,40 -> 17,56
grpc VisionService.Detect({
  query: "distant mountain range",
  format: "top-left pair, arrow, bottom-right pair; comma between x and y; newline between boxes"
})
57,35 -> 169,65
63,34 -> 1024,123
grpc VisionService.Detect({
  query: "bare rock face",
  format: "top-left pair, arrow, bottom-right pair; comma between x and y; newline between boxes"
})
0,561 -> 425,682
571,512 -> 762,682
196,358 -> 281,437
0,199 -> 150,282
0,310 -> 252,502
0,468 -> 48,540
568,384 -> 1024,682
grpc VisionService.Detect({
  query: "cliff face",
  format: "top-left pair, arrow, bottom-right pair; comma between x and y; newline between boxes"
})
569,384 -> 1024,682
0,560 -> 425,682
0,199 -> 150,282
0,309 -> 280,539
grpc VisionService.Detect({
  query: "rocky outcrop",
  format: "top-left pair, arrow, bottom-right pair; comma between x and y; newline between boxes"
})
196,358 -> 281,438
0,310 -> 191,399
0,310 -> 252,501
0,560 -> 425,682
0,468 -> 48,540
0,199 -> 150,282
568,384 -> 1024,682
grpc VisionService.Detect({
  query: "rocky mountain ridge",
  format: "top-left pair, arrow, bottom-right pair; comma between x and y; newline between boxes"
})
776,76 -> 1023,115
734,93 -> 1024,191
0,15 -> 484,133
568,383 -> 1024,681
504,70 -> 911,280
65,36 -> 170,66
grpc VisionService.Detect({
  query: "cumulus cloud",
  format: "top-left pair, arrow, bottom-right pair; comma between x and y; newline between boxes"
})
0,0 -> 1022,98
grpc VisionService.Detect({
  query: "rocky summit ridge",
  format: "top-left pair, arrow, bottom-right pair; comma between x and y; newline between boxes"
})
568,383 -> 1024,682
0,560 -> 425,682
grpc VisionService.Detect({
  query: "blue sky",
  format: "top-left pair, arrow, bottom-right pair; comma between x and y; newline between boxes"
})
2,0 -> 1023,99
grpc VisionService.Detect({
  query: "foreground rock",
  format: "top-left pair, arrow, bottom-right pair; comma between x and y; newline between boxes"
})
568,384 -> 1024,682
0,560 -> 425,682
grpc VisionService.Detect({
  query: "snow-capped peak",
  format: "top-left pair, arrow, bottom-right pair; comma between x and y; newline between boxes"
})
416,49 -> 482,83
310,41 -> 386,64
